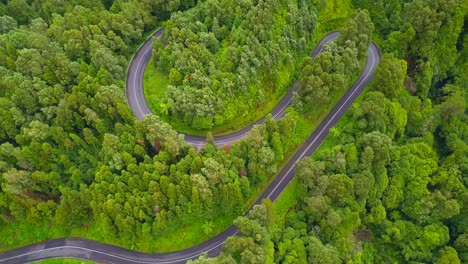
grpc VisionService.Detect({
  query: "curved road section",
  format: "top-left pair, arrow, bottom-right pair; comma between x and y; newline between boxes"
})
126,29 -> 342,148
0,33 -> 380,263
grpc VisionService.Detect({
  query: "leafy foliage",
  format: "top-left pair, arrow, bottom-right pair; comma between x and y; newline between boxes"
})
296,10 -> 371,111
153,0 -> 318,129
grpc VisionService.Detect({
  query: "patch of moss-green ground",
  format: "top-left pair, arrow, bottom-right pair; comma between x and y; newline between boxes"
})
35,259 -> 95,264
0,215 -> 232,254
273,177 -> 300,223
143,58 -> 170,116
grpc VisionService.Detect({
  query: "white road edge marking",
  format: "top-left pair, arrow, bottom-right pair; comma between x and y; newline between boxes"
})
269,45 -> 376,202
133,39 -> 154,118
0,236 -> 231,264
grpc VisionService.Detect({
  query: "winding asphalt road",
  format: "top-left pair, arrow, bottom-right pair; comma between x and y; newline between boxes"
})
126,29 -> 342,148
0,30 -> 380,263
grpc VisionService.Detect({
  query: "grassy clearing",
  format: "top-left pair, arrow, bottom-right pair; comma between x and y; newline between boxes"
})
34,259 -> 94,264
150,215 -> 232,252
0,220 -> 109,253
0,214 -> 231,254
143,58 -> 169,115
273,177 -> 300,224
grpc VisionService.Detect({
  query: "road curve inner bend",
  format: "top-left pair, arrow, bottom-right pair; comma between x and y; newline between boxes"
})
126,29 -> 344,148
0,30 -> 380,264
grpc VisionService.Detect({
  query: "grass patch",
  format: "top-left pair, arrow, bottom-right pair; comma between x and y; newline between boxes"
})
208,88 -> 289,136
273,177 -> 300,222
0,214 -> 232,254
0,209 -> 234,253
143,57 -> 169,114
0,220 -> 107,254
34,259 -> 94,264
150,215 -> 232,253
314,0 -> 352,41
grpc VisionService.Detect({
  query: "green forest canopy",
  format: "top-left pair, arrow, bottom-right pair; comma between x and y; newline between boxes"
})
0,0 -> 467,263
152,0 -> 317,130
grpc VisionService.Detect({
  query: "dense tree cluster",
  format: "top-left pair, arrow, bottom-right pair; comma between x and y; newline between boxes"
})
0,0 -> 174,226
189,1 -> 467,263
153,0 -> 318,129
277,75 -> 466,263
354,0 -> 466,98
0,0 -> 311,246
287,84 -> 466,263
86,111 -> 308,242
0,0 -> 275,247
296,10 -> 372,111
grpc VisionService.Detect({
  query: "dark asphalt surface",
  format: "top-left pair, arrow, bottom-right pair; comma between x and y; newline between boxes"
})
0,30 -> 380,263
126,28 -> 164,122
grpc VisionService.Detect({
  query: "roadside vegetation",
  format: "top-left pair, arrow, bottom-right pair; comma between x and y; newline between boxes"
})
144,61 -> 294,136
36,259 -> 94,264
189,0 -> 468,263
149,0 -> 317,131
144,0 -> 358,136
